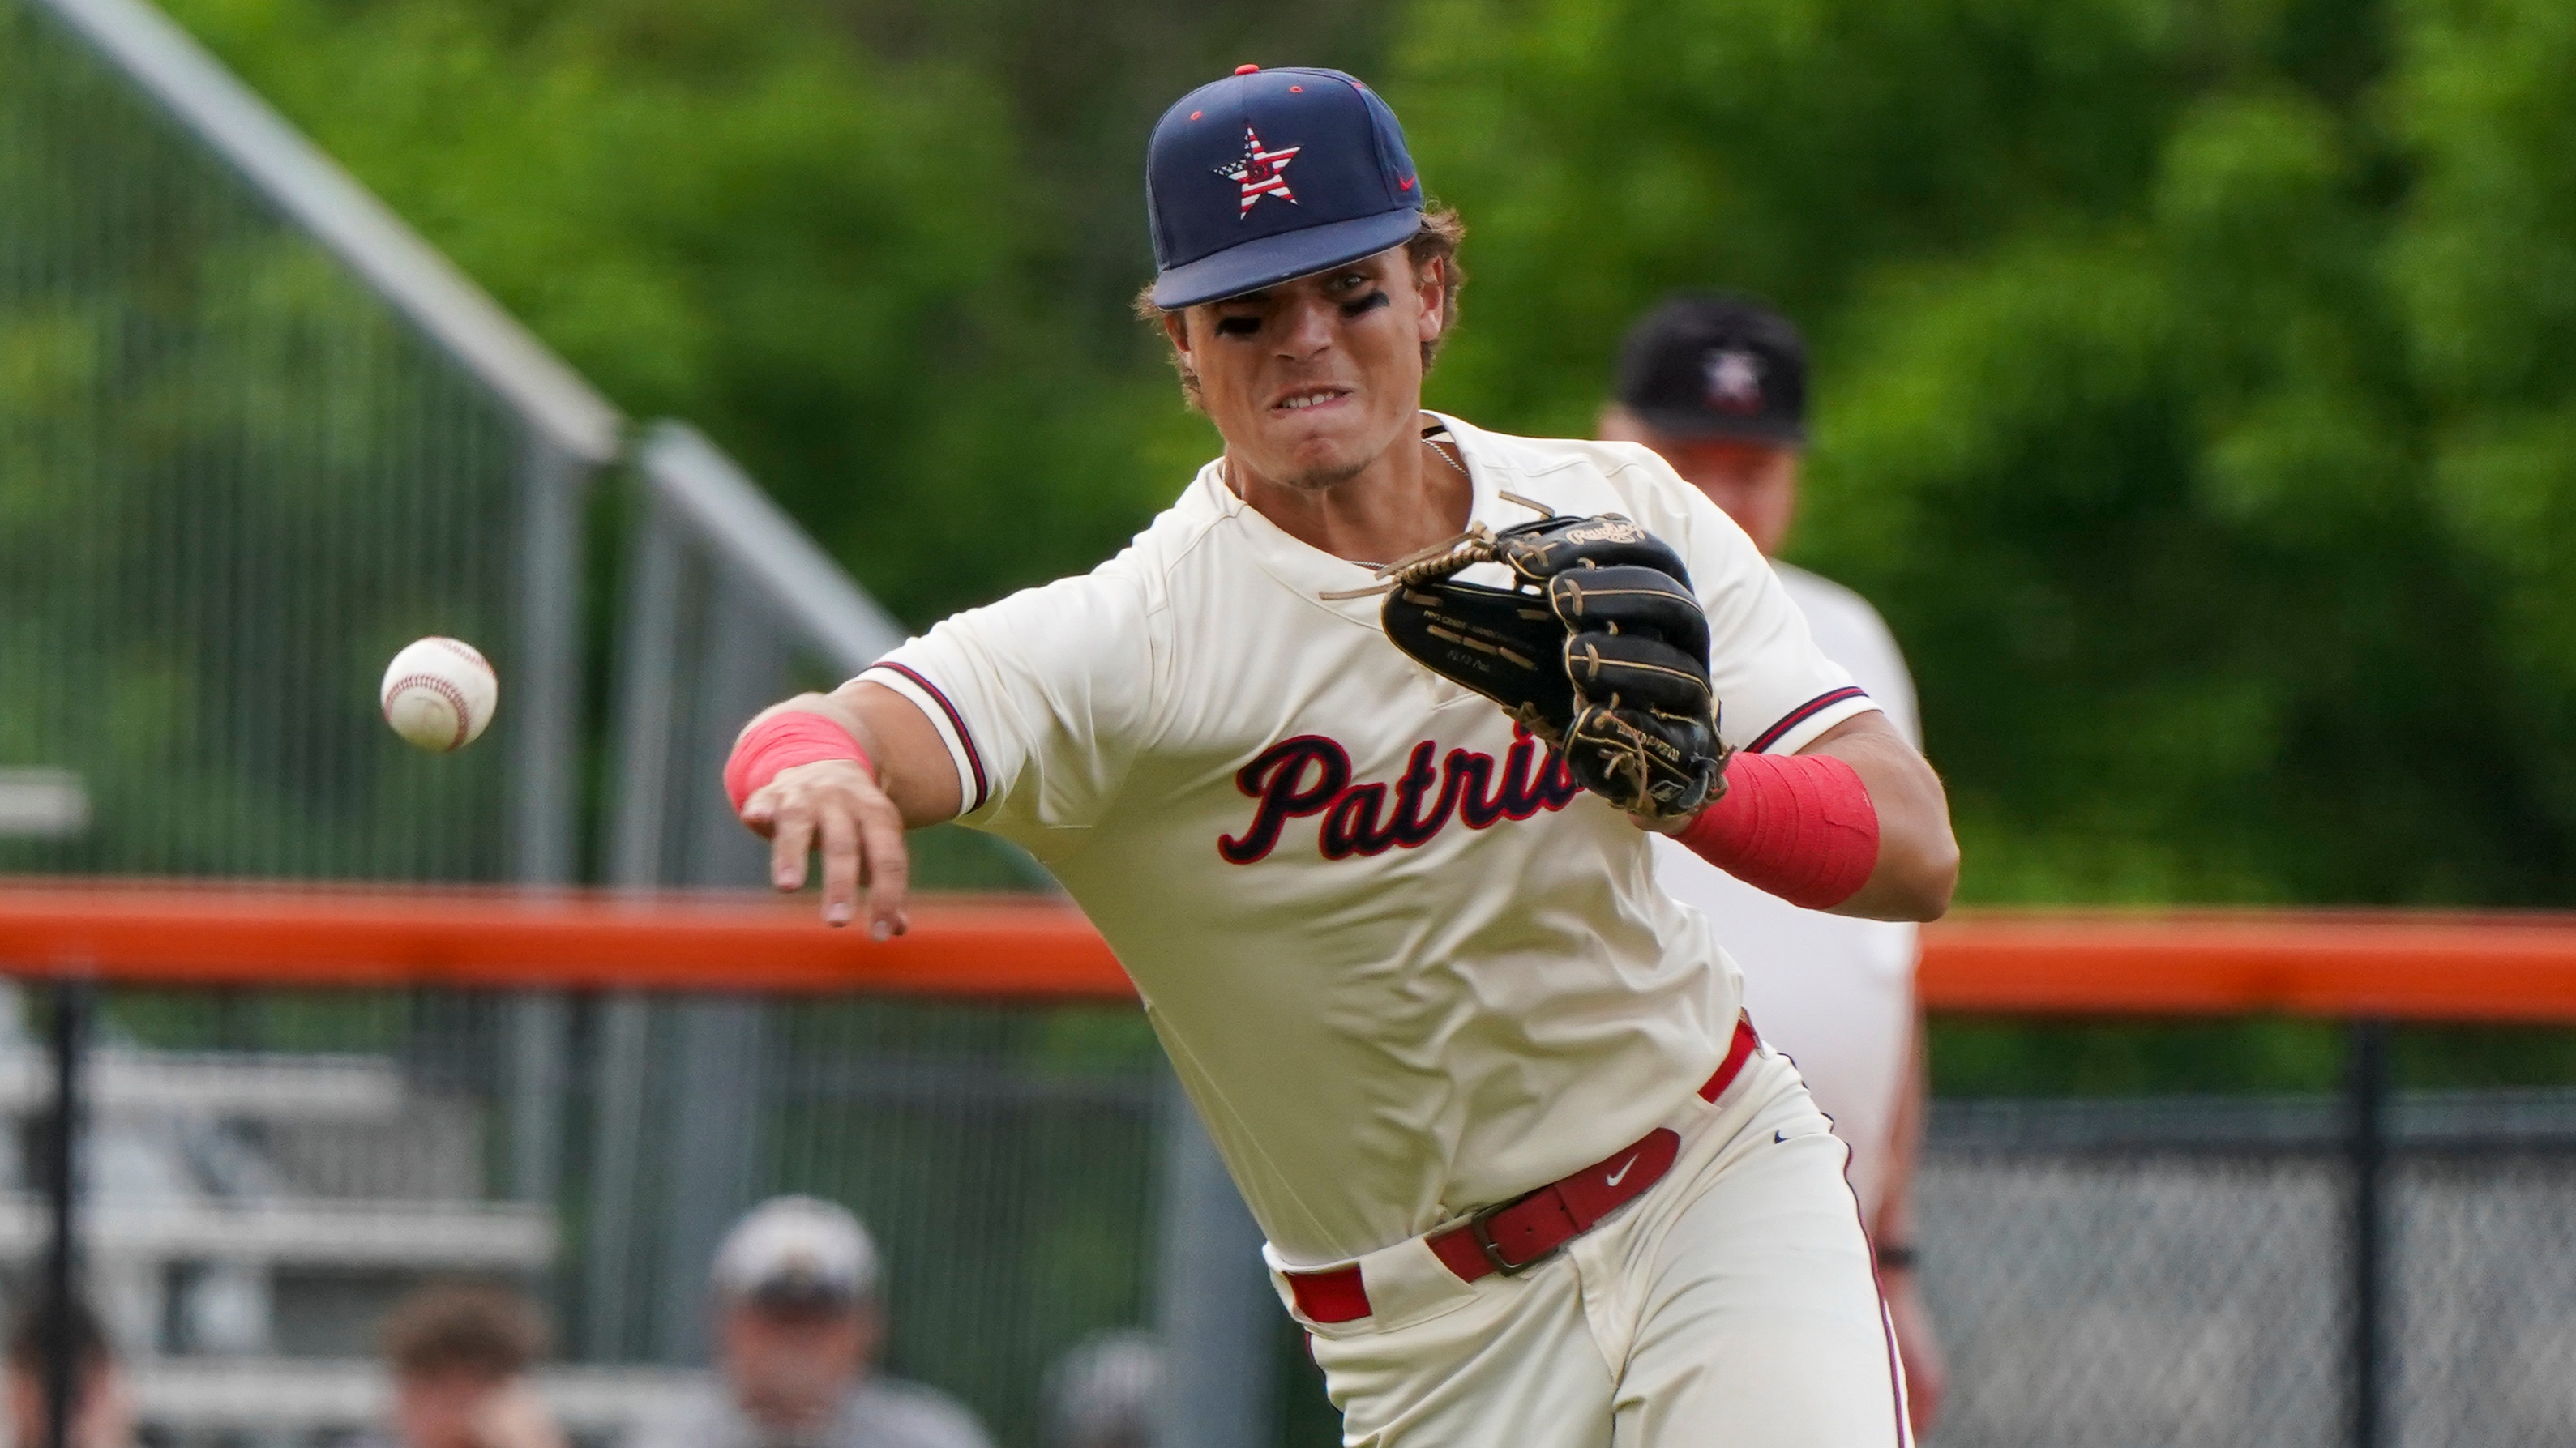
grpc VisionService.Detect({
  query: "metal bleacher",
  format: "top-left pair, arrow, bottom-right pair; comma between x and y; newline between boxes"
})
0,990 -> 629,1442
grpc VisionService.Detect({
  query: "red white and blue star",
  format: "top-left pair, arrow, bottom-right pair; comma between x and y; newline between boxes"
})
1705,348 -> 1765,412
1217,126 -> 1301,216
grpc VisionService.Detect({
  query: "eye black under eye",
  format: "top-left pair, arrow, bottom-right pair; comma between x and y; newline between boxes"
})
1215,316 -> 1262,337
1341,290 -> 1391,318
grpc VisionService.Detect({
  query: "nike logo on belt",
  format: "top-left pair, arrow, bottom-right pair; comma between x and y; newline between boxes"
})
1604,1152 -> 1641,1186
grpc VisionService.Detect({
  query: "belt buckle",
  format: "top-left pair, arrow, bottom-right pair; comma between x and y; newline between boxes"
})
1467,1193 -> 1552,1277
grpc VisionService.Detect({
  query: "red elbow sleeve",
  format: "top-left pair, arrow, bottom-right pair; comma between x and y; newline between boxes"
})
1673,751 -> 1880,909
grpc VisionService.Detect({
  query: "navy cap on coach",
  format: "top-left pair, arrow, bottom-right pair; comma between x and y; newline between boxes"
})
1147,66 -> 1424,310
1616,293 -> 1809,446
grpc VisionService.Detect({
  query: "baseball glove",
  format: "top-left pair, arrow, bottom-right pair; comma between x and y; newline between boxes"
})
1354,509 -> 1730,822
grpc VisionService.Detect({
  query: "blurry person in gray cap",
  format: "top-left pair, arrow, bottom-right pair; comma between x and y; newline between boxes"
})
1603,291 -> 1947,1434
634,1195 -> 991,1448
1038,1331 -> 1160,1448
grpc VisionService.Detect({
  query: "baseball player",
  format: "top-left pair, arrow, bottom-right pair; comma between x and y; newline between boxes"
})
725,66 -> 1957,1447
1603,293 -> 1945,1432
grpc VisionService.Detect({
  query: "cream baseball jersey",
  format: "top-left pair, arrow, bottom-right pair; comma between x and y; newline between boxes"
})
860,413 -> 1878,1267
1654,563 -> 1920,1219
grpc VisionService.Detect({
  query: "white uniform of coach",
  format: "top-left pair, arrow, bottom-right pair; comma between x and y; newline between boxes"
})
1657,566 -> 1917,1210
1605,292 -> 1941,1430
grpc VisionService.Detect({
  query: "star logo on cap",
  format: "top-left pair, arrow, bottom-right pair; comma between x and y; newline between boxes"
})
1217,126 -> 1301,217
1705,348 -> 1765,412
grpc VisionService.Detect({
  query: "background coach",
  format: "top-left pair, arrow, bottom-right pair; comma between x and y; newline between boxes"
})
1603,292 -> 1946,1433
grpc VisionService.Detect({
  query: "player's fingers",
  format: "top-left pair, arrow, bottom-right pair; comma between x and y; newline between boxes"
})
768,801 -> 816,893
817,803 -> 862,929
739,782 -> 781,838
854,792 -> 912,941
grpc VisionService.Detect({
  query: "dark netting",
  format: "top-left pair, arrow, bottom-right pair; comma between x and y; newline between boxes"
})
1920,1148 -> 2347,1446
1920,1090 -> 2576,1448
2389,1151 -> 2576,1447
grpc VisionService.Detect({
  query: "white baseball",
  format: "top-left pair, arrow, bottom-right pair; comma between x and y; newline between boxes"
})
380,637 -> 499,753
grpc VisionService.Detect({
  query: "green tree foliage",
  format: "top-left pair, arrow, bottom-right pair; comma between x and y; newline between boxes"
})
157,0 -> 1410,625
162,0 -> 1213,623
138,0 -> 2576,914
2389,0 -> 2576,836
1395,0 -> 2576,908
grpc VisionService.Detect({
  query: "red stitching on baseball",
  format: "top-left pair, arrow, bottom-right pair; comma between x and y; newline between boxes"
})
428,638 -> 495,679
384,673 -> 476,750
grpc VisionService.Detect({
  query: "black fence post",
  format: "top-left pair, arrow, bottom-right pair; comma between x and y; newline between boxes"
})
2348,1018 -> 2390,1448
43,980 -> 88,1448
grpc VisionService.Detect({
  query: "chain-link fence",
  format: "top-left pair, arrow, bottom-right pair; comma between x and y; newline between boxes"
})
26,958 -> 2576,1448
1920,1068 -> 2576,1448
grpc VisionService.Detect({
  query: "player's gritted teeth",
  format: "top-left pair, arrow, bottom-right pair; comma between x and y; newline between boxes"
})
1171,246 -> 1444,493
1271,385 -> 1354,415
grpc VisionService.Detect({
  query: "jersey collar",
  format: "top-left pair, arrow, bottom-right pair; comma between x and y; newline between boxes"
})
1202,412 -> 1546,629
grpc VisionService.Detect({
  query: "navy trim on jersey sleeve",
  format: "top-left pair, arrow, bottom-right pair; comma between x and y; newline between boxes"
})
875,662 -> 990,814
1747,686 -> 1870,754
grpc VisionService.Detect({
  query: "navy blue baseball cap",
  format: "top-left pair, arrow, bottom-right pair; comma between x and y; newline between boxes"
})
1615,293 -> 1809,445
1146,66 -> 1425,310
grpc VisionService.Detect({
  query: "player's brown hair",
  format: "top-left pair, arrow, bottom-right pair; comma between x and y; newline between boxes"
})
1135,206 -> 1467,409
380,1283 -> 550,1381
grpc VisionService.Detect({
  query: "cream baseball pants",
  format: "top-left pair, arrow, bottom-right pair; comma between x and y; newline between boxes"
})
1269,1045 -> 1910,1447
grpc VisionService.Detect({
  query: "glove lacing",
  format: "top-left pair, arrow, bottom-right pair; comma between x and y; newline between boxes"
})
1316,491 -> 1559,600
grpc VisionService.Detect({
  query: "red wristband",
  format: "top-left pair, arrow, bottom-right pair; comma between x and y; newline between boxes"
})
1674,751 -> 1880,909
724,713 -> 873,813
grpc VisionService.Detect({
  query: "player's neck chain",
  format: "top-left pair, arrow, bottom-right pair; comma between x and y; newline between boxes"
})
1340,439 -> 1474,571
1222,435 -> 1470,496
1226,434 -> 1525,583
1341,438 -> 1474,571
1423,432 -> 1472,483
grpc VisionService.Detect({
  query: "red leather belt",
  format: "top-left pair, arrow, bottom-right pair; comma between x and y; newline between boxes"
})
1288,1016 -> 1760,1326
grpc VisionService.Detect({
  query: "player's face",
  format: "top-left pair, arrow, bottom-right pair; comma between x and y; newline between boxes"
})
390,1365 -> 507,1448
1667,439 -> 1799,556
1603,408 -> 1803,557
1169,247 -> 1446,491
719,1301 -> 882,1431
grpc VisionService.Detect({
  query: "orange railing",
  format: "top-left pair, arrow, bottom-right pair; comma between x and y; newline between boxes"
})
1916,910 -> 2576,1021
0,882 -> 1128,997
6,881 -> 2576,1019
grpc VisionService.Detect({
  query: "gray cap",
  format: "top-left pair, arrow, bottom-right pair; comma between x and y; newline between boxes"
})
1042,1330 -> 1162,1448
710,1195 -> 880,1309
